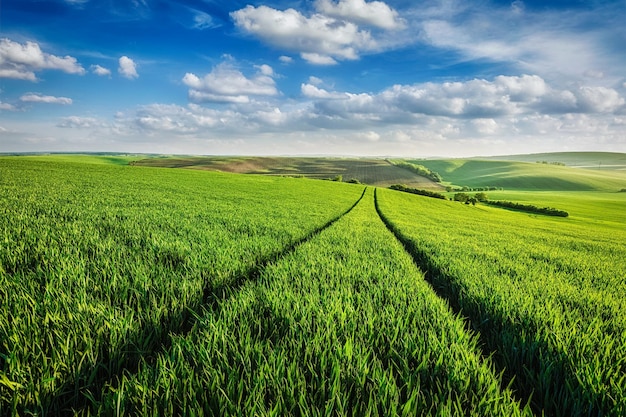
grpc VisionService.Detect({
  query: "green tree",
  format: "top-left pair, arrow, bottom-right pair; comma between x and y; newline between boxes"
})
474,192 -> 488,202
454,192 -> 470,203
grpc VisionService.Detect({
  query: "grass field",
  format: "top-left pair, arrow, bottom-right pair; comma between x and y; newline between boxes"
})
481,151 -> 626,169
1,154 -> 625,416
131,156 -> 444,189
376,188 -> 626,416
412,157 -> 626,191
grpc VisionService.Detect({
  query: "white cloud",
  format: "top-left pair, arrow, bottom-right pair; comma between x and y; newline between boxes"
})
415,1 -> 624,86
357,130 -> 381,141
118,56 -> 138,79
91,64 -> 111,76
312,75 -> 625,122
471,118 -> 499,135
24,70 -> 622,155
0,102 -> 16,111
20,93 -> 72,105
301,53 -> 338,66
57,116 -> 104,128
0,38 -> 85,81
575,86 -> 625,113
308,76 -> 324,86
494,74 -> 547,102
183,62 -> 278,104
231,5 -> 376,64
315,0 -> 406,30
301,83 -> 348,99
279,56 -> 293,64
192,11 -> 219,30
255,64 -> 274,77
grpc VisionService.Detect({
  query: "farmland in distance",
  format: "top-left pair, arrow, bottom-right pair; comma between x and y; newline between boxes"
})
131,156 -> 444,189
1,153 -> 625,416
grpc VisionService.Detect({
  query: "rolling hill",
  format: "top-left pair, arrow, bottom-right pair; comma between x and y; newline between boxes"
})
132,156 -> 445,189
412,156 -> 626,191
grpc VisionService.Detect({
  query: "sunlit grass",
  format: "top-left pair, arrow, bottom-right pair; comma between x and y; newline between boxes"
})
377,188 -> 626,416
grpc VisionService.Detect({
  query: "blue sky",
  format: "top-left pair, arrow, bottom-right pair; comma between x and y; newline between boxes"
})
1,0 -> 625,156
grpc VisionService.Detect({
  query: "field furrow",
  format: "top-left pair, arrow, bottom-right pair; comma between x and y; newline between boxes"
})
90,188 -> 530,416
375,187 -> 626,416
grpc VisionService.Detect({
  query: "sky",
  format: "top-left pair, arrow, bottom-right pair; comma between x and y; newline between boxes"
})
1,0 -> 625,157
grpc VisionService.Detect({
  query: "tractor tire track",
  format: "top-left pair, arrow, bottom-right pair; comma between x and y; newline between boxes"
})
48,187 -> 367,415
373,188 -> 536,416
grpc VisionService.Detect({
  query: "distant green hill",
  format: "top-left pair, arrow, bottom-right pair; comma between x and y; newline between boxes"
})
411,157 -> 626,191
481,152 -> 626,169
132,156 -> 445,189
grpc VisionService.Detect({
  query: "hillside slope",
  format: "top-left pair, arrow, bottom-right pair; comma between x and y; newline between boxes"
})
481,152 -> 626,169
412,158 -> 626,191
132,156 -> 445,189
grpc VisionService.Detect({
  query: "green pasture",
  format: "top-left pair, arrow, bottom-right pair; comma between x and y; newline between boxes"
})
475,190 -> 626,226
482,151 -> 626,169
376,188 -> 626,416
0,156 -> 363,414
95,189 -> 529,416
9,154 -> 141,166
133,156 -> 443,189
412,158 -> 626,191
1,154 -> 625,416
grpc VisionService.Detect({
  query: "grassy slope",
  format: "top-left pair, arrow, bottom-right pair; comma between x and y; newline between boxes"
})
377,189 -> 626,416
132,156 -> 444,189
99,189 -> 528,416
412,158 -> 626,191
0,156 -> 365,414
481,151 -> 626,169
14,154 -> 141,165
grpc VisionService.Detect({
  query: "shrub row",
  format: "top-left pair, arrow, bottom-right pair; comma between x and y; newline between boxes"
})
447,186 -> 503,192
389,184 -> 447,200
393,162 -> 443,182
485,200 -> 569,217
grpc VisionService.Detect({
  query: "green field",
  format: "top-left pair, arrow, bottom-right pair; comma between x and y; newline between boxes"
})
481,151 -> 626,169
131,156 -> 444,189
411,155 -> 626,191
1,154 -> 625,416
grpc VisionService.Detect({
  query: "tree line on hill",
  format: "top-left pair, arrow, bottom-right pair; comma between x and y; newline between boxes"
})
389,184 -> 447,200
536,161 -> 566,166
446,186 -> 503,192
390,185 -> 569,217
484,200 -> 569,217
392,161 -> 443,182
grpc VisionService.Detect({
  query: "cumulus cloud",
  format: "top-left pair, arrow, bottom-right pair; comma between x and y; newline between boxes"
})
301,83 -> 348,99
231,5 -> 376,65
279,55 -> 293,64
255,64 -> 274,77
415,1 -> 624,85
53,72 -> 623,156
308,76 -> 324,86
20,93 -> 72,105
315,0 -> 405,30
316,75 -> 624,122
575,86 -> 624,113
0,102 -> 16,111
183,62 -> 278,104
113,103 -> 240,137
91,64 -> 111,76
0,38 -> 85,81
471,118 -> 499,135
57,116 -> 105,128
118,56 -> 138,79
